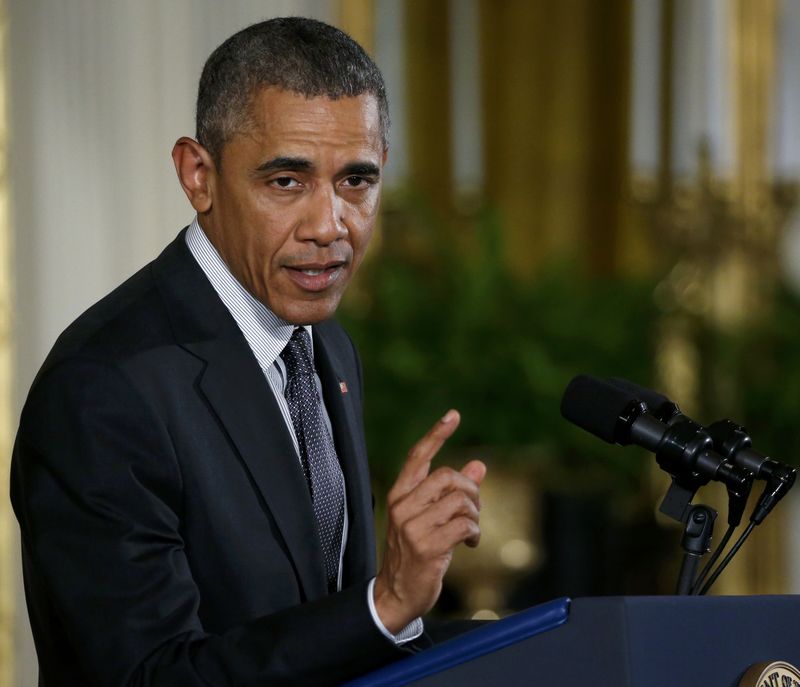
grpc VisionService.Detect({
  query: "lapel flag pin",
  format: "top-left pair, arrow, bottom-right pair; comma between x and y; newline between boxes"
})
339,381 -> 348,394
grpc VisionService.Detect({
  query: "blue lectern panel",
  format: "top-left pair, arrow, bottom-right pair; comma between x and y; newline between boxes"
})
623,595 -> 800,684
401,595 -> 800,686
342,597 -> 570,687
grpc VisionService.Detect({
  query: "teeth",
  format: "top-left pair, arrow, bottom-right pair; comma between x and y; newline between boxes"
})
301,268 -> 324,276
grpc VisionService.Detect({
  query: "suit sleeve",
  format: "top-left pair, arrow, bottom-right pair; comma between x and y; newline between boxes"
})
11,357 -> 403,687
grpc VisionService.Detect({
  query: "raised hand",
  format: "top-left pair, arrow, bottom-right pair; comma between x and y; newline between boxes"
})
373,410 -> 487,633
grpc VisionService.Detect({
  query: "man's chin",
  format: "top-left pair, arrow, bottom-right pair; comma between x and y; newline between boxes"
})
270,296 -> 342,327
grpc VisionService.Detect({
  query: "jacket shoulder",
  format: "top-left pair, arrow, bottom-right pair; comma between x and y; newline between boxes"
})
37,232 -> 189,376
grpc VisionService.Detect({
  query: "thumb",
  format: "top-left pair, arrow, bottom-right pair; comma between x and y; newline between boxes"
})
460,459 -> 487,486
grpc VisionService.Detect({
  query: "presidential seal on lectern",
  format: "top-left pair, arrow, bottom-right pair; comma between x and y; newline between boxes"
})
740,660 -> 800,687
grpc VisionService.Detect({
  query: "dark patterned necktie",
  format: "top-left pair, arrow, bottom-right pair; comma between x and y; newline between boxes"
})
281,327 -> 345,593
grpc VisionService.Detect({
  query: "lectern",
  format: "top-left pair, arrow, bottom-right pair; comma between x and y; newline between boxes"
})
345,595 -> 800,687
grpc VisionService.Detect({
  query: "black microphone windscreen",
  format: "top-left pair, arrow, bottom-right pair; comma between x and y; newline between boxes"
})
560,374 -> 639,444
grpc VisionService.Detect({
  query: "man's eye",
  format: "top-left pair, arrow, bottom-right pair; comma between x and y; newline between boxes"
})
343,176 -> 370,188
272,177 -> 300,188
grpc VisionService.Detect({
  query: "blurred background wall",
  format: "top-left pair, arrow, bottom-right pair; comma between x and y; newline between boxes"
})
2,0 -> 800,684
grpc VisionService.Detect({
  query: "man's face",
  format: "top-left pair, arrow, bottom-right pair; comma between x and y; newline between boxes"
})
201,87 -> 385,325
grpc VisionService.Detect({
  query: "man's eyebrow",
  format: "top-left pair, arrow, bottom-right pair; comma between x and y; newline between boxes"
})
342,162 -> 381,177
254,156 -> 313,174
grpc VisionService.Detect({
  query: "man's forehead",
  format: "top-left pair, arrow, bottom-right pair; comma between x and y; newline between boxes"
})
248,86 -> 381,129
214,86 -> 385,172
233,87 -> 384,158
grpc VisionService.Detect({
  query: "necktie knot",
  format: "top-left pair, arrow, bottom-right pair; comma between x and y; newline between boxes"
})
281,328 -> 315,378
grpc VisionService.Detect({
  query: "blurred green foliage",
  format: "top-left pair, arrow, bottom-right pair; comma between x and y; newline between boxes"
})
339,202 -> 661,495
338,199 -> 800,601
700,286 -> 800,467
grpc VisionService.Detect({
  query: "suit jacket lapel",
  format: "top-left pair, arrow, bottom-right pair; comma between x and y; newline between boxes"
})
189,337 -> 328,601
151,232 -> 328,601
313,326 -> 377,585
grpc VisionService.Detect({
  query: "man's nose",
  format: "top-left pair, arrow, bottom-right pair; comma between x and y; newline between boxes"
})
299,187 -> 347,245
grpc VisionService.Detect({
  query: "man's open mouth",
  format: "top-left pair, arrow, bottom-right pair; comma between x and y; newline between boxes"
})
285,261 -> 347,291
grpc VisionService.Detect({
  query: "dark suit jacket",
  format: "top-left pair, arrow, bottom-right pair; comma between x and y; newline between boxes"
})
11,230 -> 407,686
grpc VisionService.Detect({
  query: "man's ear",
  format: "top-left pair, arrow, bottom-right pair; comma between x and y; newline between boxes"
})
172,137 -> 215,213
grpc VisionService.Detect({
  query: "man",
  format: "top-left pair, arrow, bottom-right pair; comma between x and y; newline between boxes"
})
11,16 -> 486,687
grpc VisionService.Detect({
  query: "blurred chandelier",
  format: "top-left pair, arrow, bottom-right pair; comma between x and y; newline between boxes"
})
630,0 -> 800,336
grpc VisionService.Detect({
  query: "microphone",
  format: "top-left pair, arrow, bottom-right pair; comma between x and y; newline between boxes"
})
608,378 -> 789,478
560,375 -> 752,501
705,419 -> 793,481
605,378 -> 795,525
559,373 -> 659,447
562,375 -> 792,595
607,377 -> 684,425
606,378 -> 749,527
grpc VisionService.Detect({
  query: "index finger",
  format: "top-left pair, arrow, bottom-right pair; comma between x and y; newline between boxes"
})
391,409 -> 461,499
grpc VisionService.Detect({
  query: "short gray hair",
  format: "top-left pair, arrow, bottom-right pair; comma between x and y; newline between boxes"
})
196,17 -> 389,167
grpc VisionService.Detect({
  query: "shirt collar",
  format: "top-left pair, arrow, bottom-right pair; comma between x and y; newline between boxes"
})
185,217 -> 312,372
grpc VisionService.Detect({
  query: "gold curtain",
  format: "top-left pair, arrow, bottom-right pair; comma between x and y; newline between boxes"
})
338,0 -> 375,55
404,1 -> 453,218
478,0 -> 636,277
